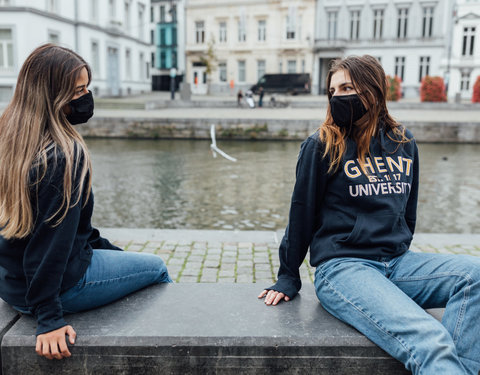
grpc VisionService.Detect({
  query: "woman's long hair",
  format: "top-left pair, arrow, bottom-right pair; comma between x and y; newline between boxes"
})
320,55 -> 409,174
0,44 -> 92,239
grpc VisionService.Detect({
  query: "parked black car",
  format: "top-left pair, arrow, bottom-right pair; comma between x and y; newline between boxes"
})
250,73 -> 311,95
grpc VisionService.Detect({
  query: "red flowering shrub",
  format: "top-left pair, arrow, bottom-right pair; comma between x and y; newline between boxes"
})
472,76 -> 480,102
420,76 -> 447,102
386,75 -> 402,101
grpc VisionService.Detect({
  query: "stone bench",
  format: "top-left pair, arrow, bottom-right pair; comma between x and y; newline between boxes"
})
0,284 -> 445,375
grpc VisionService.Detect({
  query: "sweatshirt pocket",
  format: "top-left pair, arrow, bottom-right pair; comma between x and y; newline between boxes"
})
336,213 -> 411,251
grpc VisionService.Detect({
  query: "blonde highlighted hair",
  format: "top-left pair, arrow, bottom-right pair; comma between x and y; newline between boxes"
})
320,55 -> 409,174
0,44 -> 92,239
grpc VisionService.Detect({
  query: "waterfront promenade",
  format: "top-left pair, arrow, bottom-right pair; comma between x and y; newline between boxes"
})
94,92 -> 480,125
101,228 -> 480,285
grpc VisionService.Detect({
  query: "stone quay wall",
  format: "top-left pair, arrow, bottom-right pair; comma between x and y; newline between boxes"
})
80,117 -> 480,143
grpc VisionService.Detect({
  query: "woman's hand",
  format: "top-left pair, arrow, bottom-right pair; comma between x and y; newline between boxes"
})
258,289 -> 290,306
36,325 -> 76,360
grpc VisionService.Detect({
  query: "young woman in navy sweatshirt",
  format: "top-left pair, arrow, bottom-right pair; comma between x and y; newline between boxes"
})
259,55 -> 480,375
0,44 -> 171,360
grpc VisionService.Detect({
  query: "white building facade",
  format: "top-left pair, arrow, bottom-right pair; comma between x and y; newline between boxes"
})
184,0 -> 316,95
314,0 -> 454,98
445,0 -> 480,100
0,0 -> 152,102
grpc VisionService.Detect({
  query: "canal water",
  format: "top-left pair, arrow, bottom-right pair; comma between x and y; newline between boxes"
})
87,139 -> 480,234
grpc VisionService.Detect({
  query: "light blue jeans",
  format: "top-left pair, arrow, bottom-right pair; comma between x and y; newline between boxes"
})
314,251 -> 480,375
60,249 -> 172,313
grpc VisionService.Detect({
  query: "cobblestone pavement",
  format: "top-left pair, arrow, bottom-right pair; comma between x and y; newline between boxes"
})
103,229 -> 480,285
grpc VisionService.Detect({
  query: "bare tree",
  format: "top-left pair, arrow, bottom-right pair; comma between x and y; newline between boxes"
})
200,37 -> 217,94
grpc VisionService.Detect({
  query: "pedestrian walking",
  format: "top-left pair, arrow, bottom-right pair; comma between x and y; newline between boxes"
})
258,86 -> 264,108
0,44 -> 171,360
237,90 -> 243,107
258,55 -> 480,375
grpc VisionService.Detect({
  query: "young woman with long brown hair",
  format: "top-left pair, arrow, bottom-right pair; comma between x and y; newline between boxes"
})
0,44 -> 171,360
259,55 -> 480,375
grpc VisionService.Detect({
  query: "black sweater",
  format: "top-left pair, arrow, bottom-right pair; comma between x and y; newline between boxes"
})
267,128 -> 419,299
0,147 -> 121,335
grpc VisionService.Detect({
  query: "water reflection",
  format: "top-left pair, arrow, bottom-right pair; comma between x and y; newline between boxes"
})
87,139 -> 479,233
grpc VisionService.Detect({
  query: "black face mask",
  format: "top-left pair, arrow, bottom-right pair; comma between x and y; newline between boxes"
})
67,90 -> 94,125
329,94 -> 367,133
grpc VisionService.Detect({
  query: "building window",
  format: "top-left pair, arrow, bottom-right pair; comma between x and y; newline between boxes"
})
460,71 -> 471,91
394,56 -> 405,82
350,10 -> 360,40
373,9 -> 384,39
287,60 -> 296,73
125,49 -> 131,80
286,11 -> 296,39
462,27 -> 475,56
257,60 -> 265,80
238,19 -> 246,42
125,1 -> 131,32
419,56 -> 430,82
109,0 -> 116,20
90,0 -> 99,24
172,26 -> 177,45
160,28 -> 166,45
327,11 -> 338,40
160,5 -> 165,22
150,5 -> 154,22
422,6 -> 434,38
279,61 -> 282,73
160,51 -> 166,69
138,3 -> 145,40
0,29 -> 13,70
139,53 -> 145,80
171,5 -> 177,22
219,62 -> 227,82
91,41 -> 99,73
302,59 -> 305,73
172,49 -> 177,68
219,22 -> 227,43
46,0 -> 59,12
0,86 -> 13,102
151,51 -> 154,68
397,8 -> 408,39
48,31 -> 60,44
195,21 -> 205,44
258,20 -> 266,41
238,60 -> 246,82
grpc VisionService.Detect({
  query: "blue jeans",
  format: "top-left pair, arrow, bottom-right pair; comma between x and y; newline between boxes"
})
314,251 -> 480,375
59,249 -> 171,313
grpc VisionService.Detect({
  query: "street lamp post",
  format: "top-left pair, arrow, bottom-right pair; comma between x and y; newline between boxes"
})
170,67 -> 177,100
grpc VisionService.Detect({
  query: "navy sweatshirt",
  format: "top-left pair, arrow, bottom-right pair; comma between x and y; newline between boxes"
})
0,146 -> 121,335
268,127 -> 419,299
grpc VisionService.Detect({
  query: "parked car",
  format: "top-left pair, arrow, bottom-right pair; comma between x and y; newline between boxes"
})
250,73 -> 311,95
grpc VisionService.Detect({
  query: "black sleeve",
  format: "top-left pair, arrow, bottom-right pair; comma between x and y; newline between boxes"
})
265,136 -> 327,299
88,228 -> 123,251
23,153 -> 84,335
